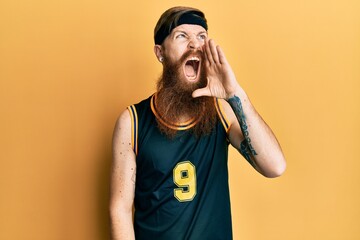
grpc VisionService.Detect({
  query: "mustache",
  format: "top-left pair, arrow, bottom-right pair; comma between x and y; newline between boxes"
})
179,49 -> 205,63
162,49 -> 205,71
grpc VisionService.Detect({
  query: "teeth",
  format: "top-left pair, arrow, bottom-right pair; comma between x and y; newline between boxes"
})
189,57 -> 200,61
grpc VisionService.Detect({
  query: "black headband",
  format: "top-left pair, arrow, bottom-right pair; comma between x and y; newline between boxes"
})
155,11 -> 208,45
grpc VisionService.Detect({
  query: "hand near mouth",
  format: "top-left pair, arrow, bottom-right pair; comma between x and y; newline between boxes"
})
192,39 -> 240,100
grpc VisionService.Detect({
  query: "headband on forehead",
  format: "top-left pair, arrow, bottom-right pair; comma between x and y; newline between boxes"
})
155,11 -> 208,45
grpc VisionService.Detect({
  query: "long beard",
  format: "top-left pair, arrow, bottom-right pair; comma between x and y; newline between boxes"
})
155,50 -> 217,138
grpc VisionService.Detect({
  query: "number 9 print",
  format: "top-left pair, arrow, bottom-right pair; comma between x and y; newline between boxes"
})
173,161 -> 197,202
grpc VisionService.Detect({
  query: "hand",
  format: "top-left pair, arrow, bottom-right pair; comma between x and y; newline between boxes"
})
192,39 -> 240,99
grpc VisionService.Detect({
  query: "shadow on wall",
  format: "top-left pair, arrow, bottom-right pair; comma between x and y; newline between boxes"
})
96,144 -> 112,239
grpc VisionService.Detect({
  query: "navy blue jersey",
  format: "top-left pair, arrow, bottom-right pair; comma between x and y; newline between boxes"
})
128,94 -> 233,240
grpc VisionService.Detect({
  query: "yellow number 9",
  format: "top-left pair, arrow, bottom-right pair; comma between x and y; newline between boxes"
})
173,161 -> 197,202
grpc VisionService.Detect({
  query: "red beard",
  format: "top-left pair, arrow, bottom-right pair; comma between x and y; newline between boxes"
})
155,49 -> 217,138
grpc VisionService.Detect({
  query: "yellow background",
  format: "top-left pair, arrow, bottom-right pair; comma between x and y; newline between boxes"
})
1,0 -> 359,239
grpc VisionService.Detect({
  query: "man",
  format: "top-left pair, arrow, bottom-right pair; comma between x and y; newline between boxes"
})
110,6 -> 286,240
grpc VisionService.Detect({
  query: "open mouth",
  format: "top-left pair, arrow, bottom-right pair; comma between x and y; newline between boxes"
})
184,56 -> 200,81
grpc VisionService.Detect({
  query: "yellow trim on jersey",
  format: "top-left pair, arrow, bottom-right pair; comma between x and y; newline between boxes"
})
214,98 -> 231,133
150,94 -> 200,130
127,105 -> 138,155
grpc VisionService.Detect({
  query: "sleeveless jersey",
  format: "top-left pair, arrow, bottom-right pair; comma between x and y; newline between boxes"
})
128,94 -> 233,240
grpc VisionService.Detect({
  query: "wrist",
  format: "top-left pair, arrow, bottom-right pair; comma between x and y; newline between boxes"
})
226,85 -> 246,100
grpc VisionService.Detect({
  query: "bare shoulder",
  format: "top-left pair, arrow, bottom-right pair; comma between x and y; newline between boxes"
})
115,108 -> 131,131
113,108 -> 132,151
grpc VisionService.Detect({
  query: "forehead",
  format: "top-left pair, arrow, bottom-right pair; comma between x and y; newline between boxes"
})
171,24 -> 207,35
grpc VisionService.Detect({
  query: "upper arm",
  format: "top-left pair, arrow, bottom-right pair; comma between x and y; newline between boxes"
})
110,109 -> 136,213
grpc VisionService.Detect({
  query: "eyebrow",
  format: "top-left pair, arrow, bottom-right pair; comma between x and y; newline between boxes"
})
173,30 -> 208,36
173,30 -> 187,35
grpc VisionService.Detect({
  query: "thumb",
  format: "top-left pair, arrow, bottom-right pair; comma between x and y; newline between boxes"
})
192,87 -> 211,98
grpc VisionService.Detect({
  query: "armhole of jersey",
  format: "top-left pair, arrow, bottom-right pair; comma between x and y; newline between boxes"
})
127,105 -> 138,156
214,98 -> 231,133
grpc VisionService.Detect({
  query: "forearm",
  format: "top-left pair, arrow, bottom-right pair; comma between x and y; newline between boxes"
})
227,87 -> 286,177
110,209 -> 135,240
193,38 -> 285,176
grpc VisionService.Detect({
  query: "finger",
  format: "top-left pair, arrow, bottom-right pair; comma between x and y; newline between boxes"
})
205,39 -> 215,64
192,87 -> 212,98
202,43 -> 211,67
216,45 -> 228,65
209,39 -> 220,64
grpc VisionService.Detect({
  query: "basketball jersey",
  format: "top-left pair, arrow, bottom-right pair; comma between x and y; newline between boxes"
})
128,94 -> 233,240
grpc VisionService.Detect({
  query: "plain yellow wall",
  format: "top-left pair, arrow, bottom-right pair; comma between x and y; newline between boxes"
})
1,0 -> 359,239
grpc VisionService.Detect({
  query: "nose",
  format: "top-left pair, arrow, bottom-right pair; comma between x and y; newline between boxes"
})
188,36 -> 203,50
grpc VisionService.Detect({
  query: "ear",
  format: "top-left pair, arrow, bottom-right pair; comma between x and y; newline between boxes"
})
154,45 -> 163,62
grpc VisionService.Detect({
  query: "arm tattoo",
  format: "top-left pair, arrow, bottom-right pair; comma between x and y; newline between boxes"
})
240,139 -> 256,167
228,95 -> 258,156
